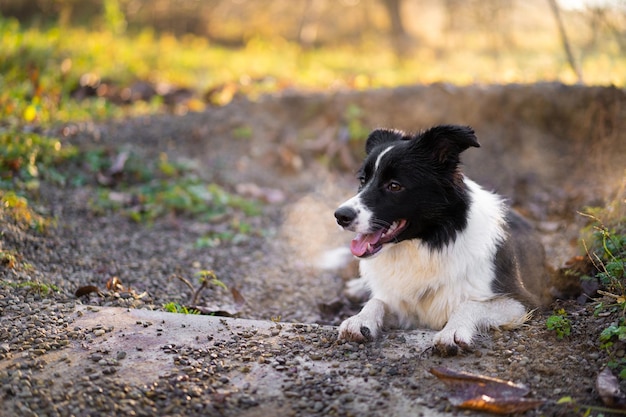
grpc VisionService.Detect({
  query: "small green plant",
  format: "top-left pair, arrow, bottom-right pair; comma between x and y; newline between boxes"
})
556,395 -> 626,416
232,125 -> 253,140
87,150 -> 262,224
578,181 -> 626,378
194,220 -> 254,248
0,250 -> 19,269
195,269 -> 227,290
165,269 -> 228,315
163,302 -> 200,315
546,308 -> 572,339
2,280 -> 59,296
0,131 -> 78,191
1,190 -> 52,232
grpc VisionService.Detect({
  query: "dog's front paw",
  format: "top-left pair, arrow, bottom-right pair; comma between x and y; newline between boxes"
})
338,314 -> 380,342
432,326 -> 474,356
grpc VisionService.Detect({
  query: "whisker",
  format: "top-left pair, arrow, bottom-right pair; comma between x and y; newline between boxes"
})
370,218 -> 392,229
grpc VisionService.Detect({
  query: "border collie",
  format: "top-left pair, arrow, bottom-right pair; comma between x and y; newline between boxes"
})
334,125 -> 550,356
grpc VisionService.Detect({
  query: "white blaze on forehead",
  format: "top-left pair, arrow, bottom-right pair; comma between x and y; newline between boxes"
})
374,145 -> 395,172
335,145 -> 395,235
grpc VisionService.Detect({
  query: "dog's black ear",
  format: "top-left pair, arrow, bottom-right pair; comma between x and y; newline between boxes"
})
365,129 -> 404,155
415,125 -> 479,164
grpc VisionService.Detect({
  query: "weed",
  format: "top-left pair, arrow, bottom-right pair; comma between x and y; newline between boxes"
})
2,280 -> 59,296
124,179 -> 260,222
0,131 -> 78,190
194,220 -> 254,248
578,180 -> 626,377
232,125 -> 253,140
557,395 -> 626,416
0,250 -> 18,269
163,302 -> 200,315
84,148 -> 262,225
195,269 -> 227,291
546,308 -> 572,339
1,190 -> 51,232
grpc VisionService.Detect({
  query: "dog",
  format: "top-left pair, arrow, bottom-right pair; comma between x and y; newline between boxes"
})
333,125 -> 551,356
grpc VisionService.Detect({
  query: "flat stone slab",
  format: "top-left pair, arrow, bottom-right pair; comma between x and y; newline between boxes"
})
2,305 -> 467,416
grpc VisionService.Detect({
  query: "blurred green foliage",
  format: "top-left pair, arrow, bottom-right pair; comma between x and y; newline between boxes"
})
0,131 -> 78,189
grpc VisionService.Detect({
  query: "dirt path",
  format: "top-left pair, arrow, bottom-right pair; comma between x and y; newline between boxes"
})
1,84 -> 626,416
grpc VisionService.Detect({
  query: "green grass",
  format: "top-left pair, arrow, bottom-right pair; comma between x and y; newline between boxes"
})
577,182 -> 626,377
85,149 -> 263,223
163,302 -> 200,315
1,279 -> 60,296
1,190 -> 52,232
0,130 -> 78,190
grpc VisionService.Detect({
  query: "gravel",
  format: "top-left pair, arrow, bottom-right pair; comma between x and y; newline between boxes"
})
2,86 -> 624,416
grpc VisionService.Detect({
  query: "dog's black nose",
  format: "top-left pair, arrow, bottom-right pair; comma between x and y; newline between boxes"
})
334,206 -> 357,228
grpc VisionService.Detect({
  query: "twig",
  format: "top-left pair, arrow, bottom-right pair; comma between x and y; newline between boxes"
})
190,279 -> 209,305
547,0 -> 583,83
171,274 -> 195,293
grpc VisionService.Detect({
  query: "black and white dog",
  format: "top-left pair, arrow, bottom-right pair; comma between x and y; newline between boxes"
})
334,125 -> 550,355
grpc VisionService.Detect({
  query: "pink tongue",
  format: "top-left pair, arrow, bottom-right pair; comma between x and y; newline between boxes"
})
350,229 -> 385,257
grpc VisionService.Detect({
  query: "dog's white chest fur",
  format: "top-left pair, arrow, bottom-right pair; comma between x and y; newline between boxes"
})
358,179 -> 507,330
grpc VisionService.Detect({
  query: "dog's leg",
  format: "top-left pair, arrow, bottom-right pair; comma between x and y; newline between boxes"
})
344,277 -> 371,303
338,298 -> 386,342
433,298 -> 528,356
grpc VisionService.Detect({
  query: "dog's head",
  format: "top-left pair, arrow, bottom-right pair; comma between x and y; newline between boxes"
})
334,125 -> 480,258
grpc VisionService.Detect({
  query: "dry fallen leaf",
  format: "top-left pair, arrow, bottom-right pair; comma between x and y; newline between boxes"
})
230,286 -> 246,308
106,276 -> 125,292
192,285 -> 246,317
430,366 -> 544,414
75,285 -> 100,297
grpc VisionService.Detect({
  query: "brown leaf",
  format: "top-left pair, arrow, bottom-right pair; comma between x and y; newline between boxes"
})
457,395 -> 545,415
75,285 -> 100,297
430,366 -> 544,414
230,286 -> 246,308
597,367 -> 626,409
106,276 -> 125,292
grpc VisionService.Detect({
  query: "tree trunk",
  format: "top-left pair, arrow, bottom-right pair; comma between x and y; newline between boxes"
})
382,0 -> 406,39
547,0 -> 583,83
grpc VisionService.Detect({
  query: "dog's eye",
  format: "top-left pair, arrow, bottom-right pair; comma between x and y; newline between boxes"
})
386,181 -> 404,192
358,176 -> 366,188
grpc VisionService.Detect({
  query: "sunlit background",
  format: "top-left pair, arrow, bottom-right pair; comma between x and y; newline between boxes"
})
1,0 -> 625,128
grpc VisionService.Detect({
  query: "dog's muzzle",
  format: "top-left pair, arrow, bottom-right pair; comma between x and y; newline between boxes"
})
334,206 -> 357,228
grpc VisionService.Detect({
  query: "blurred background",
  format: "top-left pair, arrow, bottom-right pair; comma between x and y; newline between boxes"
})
1,0 -> 625,127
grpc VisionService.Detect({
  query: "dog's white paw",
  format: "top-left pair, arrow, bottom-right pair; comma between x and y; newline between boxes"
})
338,314 -> 381,342
433,325 -> 475,356
338,298 -> 386,342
